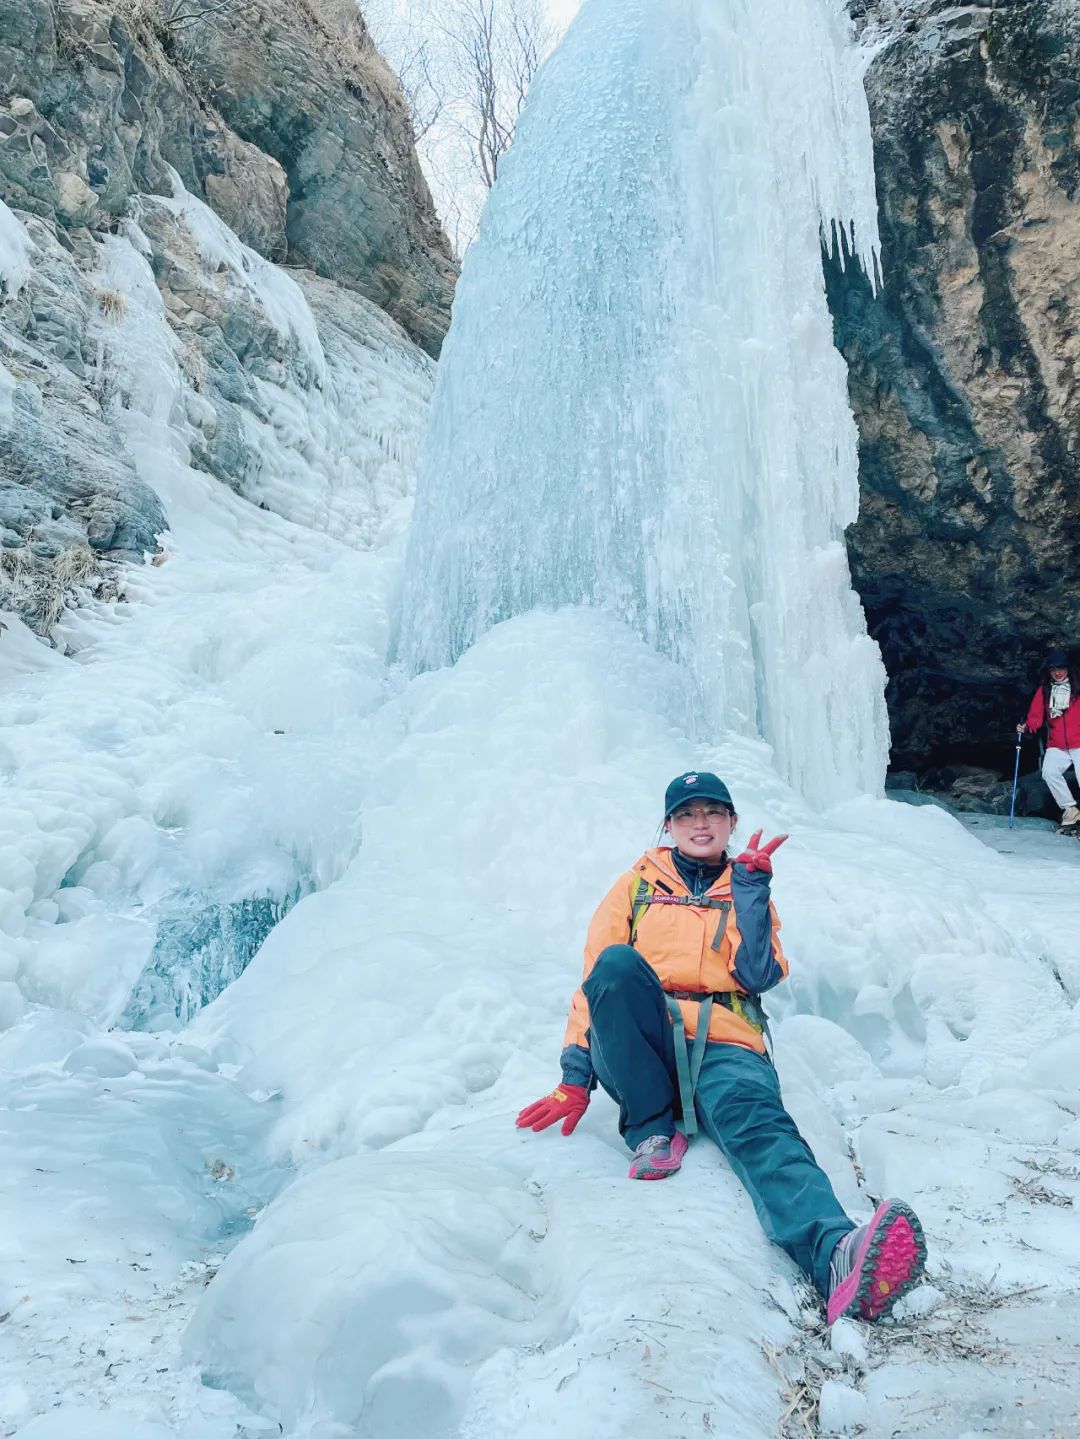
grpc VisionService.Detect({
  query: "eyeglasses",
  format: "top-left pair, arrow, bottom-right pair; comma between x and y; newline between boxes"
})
669,805 -> 732,824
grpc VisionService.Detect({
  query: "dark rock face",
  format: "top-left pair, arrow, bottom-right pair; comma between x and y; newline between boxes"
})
0,0 -> 285,251
0,0 -> 454,353
828,0 -> 1080,777
181,0 -> 457,356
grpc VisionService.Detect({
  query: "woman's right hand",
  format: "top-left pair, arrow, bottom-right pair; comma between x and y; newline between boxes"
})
1016,723 -> 1025,735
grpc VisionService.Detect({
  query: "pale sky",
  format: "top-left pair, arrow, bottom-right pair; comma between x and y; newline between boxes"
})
547,0 -> 580,25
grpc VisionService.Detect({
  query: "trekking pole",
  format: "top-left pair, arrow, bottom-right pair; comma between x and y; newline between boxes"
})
1008,732 -> 1022,829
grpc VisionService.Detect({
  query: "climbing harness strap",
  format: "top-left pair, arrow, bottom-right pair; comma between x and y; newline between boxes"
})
664,993 -> 713,1137
666,987 -> 771,1040
628,878 -> 772,1133
663,989 -> 773,1133
630,879 -> 732,950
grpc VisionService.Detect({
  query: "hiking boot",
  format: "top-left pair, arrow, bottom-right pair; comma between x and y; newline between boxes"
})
627,1131 -> 688,1180
827,1199 -> 926,1324
1059,805 -> 1080,834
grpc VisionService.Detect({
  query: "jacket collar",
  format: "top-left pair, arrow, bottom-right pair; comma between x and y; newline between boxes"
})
671,847 -> 730,897
638,846 -> 731,898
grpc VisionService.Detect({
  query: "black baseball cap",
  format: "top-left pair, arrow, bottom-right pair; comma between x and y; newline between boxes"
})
664,771 -> 735,818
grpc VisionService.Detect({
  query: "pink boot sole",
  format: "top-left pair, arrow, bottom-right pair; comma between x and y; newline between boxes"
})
827,1199 -> 926,1324
628,1131 -> 688,1180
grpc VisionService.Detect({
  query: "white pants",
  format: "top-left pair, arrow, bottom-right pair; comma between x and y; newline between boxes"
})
1041,746 -> 1080,811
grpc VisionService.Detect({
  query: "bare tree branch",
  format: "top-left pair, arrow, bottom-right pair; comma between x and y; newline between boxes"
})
397,35 -> 445,140
162,0 -> 256,32
363,0 -> 559,252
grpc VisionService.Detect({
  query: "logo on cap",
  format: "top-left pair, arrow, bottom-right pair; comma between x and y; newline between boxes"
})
684,774 -> 699,785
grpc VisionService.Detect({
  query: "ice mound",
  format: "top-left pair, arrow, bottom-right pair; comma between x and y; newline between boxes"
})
185,1152 -> 547,1437
194,609 -> 1075,1165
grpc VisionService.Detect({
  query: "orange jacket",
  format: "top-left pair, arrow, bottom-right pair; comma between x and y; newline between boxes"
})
562,847 -> 787,1063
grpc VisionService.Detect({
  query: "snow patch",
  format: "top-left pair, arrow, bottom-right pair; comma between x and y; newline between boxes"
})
155,173 -> 326,385
0,196 -> 33,300
185,1152 -> 547,1436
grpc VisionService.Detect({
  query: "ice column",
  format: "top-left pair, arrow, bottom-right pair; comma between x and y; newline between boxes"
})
397,0 -> 890,805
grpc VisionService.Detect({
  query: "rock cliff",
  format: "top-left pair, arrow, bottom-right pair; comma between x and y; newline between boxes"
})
0,0 -> 453,349
829,0 -> 1080,776
0,0 -> 451,629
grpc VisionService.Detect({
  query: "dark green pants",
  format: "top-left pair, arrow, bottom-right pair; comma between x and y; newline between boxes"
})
584,944 -> 854,1294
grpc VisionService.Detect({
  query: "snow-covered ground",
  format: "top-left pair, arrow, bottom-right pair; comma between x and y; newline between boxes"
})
7,639 -> 1080,1426
4,2 -> 1080,1437
5,574 -> 1080,1437
179,618 -> 1080,1439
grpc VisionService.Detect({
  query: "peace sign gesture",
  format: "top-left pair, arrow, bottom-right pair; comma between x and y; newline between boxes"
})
733,829 -> 789,876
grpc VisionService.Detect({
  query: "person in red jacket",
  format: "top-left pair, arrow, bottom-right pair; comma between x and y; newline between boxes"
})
516,771 -> 927,1325
1018,647 -> 1080,834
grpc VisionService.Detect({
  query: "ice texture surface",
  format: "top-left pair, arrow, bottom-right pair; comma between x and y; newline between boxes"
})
1,206 -> 434,1028
120,887 -> 309,1030
4,3 -> 1080,1437
188,610 -> 1080,1437
398,0 -> 889,805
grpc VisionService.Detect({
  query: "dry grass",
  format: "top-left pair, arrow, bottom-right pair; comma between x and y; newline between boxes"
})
95,287 -> 127,323
291,0 -> 410,118
1010,1175 -> 1074,1208
109,0 -> 172,51
865,1266 -> 1047,1369
761,1295 -> 838,1438
180,338 -> 208,392
0,545 -> 33,586
0,541 -> 109,635
1007,1151 -> 1079,1209
765,1357 -> 822,1436
1019,1153 -> 1080,1183
52,542 -> 99,586
757,1263 -> 1056,1438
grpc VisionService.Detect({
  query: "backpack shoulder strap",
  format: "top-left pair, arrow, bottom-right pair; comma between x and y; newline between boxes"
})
629,876 -> 655,946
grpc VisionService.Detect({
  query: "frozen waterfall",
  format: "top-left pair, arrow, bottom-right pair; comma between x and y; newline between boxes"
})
397,0 -> 890,806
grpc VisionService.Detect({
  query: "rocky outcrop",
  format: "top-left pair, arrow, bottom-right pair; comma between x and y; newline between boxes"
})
0,0 -> 452,629
1,213 -> 166,627
828,0 -> 1080,775
179,0 -> 456,356
0,0 -> 288,260
0,0 -> 454,351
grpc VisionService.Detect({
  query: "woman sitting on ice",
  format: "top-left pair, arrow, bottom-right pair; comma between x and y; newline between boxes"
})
1017,647 -> 1080,835
516,771 -> 926,1325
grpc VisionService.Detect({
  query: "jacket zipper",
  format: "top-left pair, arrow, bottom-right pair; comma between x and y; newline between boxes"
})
646,854 -> 730,991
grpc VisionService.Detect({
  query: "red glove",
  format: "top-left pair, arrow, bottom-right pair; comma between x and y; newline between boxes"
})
733,828 -> 789,876
516,1083 -> 589,1136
